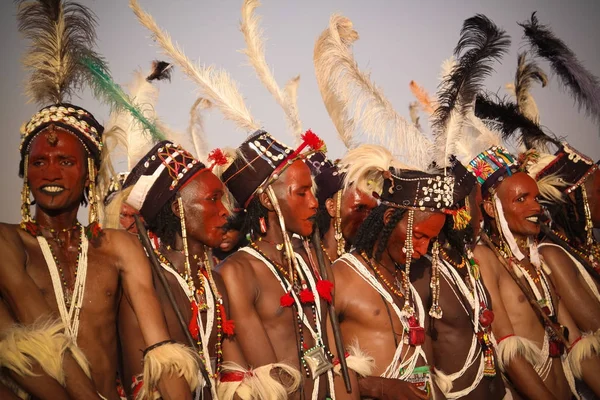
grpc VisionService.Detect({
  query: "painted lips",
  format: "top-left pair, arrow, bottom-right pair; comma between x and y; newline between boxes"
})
40,185 -> 65,195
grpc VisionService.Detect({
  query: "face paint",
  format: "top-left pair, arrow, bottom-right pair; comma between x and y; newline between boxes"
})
27,128 -> 88,213
495,172 -> 542,239
388,211 -> 446,265
585,170 -> 600,228
340,186 -> 378,244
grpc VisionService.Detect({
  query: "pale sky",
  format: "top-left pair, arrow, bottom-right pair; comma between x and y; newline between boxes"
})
1,0 -> 599,223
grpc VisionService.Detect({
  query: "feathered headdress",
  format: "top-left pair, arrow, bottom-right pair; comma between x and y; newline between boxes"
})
313,14 -> 431,170
520,12 -> 600,126
432,14 -> 511,167
240,0 -> 302,142
313,14 -> 356,150
187,97 -> 213,160
505,52 -> 547,124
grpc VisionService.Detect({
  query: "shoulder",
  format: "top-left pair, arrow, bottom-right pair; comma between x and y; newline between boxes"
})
0,223 -> 27,266
98,228 -> 143,254
538,244 -> 579,278
473,244 -> 501,282
217,250 -> 259,284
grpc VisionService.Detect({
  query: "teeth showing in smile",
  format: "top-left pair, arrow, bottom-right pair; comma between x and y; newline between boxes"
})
42,186 -> 64,193
526,216 -> 538,223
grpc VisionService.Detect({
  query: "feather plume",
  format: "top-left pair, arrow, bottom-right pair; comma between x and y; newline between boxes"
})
313,16 -> 356,149
146,60 -> 173,82
508,52 -> 547,123
409,81 -> 436,114
80,56 -> 166,144
187,97 -> 212,160
316,15 -> 431,169
409,102 -> 421,131
240,0 -> 302,139
474,93 -> 558,150
130,0 -> 260,133
16,0 -> 103,105
520,12 -> 600,125
432,14 -> 511,165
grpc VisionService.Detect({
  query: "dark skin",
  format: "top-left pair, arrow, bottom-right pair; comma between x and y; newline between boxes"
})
320,188 -> 378,264
219,160 -> 356,400
119,170 -> 247,399
119,202 -> 141,234
477,172 -> 594,399
1,128 -> 191,400
331,208 -> 446,400
586,169 -> 600,228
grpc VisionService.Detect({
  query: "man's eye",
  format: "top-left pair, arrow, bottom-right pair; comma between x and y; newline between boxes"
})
516,197 -> 525,202
297,191 -> 306,197
32,160 -> 44,166
61,160 -> 74,166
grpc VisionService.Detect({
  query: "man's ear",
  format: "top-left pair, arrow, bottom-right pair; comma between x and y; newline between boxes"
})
383,207 -> 395,225
482,200 -> 495,219
258,190 -> 275,212
325,196 -> 336,218
171,196 -> 181,218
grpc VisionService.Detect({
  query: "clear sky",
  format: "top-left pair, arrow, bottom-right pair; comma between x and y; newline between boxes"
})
1,0 -> 599,223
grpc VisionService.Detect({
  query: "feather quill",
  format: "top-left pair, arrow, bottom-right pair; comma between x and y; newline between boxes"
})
313,16 -> 356,149
317,14 -> 431,169
240,0 -> 302,139
80,56 -> 165,143
474,93 -> 558,150
409,81 -> 436,114
187,97 -> 212,160
506,52 -> 547,124
130,0 -> 260,133
16,0 -> 103,105
432,14 -> 511,166
520,12 -> 600,125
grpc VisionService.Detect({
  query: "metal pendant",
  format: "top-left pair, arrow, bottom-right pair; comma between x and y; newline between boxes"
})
303,345 -> 333,378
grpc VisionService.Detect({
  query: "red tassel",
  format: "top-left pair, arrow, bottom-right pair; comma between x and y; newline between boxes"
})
188,301 -> 200,340
300,288 -> 315,304
301,129 -> 325,151
207,148 -> 229,169
280,292 -> 294,307
218,304 -> 235,336
316,279 -> 334,303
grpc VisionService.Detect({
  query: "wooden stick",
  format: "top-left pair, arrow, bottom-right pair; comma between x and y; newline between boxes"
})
134,215 -> 212,389
479,232 -> 569,347
312,227 -> 353,393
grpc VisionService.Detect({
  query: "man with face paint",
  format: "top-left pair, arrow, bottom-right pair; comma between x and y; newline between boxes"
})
520,145 -> 600,334
117,141 -> 255,399
472,147 -> 600,399
328,144 -> 455,399
218,130 -> 355,400
307,150 -> 379,264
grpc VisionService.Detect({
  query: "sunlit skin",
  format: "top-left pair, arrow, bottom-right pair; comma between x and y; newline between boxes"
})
0,128 -> 193,400
476,172 -> 586,400
218,160 -> 355,399
330,209 -> 446,400
339,186 -> 378,244
119,170 -> 247,398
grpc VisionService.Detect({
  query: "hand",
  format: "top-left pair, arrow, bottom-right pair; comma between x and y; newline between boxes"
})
380,380 -> 430,400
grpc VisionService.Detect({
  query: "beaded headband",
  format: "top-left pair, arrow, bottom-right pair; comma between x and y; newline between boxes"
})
306,151 -> 344,205
465,145 -> 518,195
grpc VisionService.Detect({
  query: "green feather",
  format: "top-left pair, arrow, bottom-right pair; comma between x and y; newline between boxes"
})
80,56 -> 166,142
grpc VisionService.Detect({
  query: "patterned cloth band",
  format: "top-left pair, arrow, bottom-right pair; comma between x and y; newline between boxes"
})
448,156 -> 477,206
20,103 -> 104,167
221,129 -> 325,209
127,141 -> 207,221
380,168 -> 455,212
466,145 -> 517,195
528,142 -> 597,194
306,151 -> 345,205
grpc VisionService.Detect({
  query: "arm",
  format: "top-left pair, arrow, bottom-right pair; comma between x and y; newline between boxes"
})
0,226 -> 99,400
474,245 -> 557,400
113,231 -> 191,400
117,293 -> 145,398
217,257 -> 279,367
540,245 -> 600,332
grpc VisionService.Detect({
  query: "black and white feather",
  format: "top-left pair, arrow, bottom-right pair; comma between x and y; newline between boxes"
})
520,12 -> 600,125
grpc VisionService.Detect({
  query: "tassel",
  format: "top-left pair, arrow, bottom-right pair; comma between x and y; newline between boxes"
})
188,301 -> 199,341
218,304 -> 235,336
207,148 -> 229,169
452,207 -> 471,230
316,280 -> 334,303
299,288 -> 314,304
407,316 -> 425,346
280,292 -> 294,307
301,129 -> 325,151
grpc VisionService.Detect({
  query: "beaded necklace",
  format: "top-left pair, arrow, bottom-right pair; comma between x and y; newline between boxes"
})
360,252 -> 405,299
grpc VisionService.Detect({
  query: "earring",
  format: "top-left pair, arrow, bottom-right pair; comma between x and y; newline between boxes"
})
20,154 -> 33,224
259,216 -> 267,234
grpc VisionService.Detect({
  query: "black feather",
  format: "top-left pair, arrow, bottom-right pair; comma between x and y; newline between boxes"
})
16,0 -> 103,105
520,12 -> 600,125
147,60 -> 173,82
433,14 -> 511,134
474,93 -> 559,149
